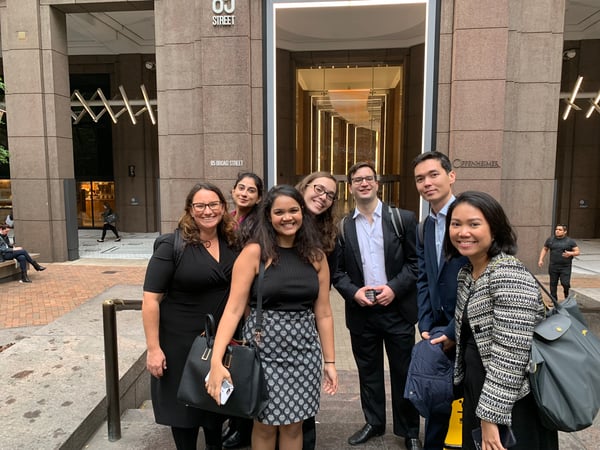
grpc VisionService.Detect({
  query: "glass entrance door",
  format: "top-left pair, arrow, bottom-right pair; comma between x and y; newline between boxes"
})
77,181 -> 115,228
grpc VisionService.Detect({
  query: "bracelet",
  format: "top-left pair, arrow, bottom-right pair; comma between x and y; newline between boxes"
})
324,361 -> 335,364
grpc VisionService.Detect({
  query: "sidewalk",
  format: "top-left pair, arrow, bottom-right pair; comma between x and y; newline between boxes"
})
0,234 -> 599,449
2,234 -> 599,334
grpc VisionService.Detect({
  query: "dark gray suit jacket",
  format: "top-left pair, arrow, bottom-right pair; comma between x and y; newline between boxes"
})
333,203 -> 418,334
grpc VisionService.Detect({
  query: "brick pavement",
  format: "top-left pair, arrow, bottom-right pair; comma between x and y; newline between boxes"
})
0,262 -> 598,330
0,262 -> 146,329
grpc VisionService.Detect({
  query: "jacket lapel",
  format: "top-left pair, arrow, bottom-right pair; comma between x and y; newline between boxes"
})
345,214 -> 364,276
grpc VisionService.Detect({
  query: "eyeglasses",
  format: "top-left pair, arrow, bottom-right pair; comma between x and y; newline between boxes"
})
311,184 -> 337,202
351,175 -> 376,185
191,201 -> 222,212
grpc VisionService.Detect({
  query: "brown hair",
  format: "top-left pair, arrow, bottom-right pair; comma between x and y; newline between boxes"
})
295,171 -> 338,254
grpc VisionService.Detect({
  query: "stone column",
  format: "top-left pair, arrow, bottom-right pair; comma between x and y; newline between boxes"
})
1,2 -> 74,261
154,0 -> 261,232
444,0 -> 564,268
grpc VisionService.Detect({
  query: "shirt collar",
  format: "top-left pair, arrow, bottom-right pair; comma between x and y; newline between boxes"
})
429,195 -> 456,220
353,199 -> 382,219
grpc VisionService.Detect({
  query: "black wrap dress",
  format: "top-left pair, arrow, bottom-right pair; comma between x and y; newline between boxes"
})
143,233 -> 238,428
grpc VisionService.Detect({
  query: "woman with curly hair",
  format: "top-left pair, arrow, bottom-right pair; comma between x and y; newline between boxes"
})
295,171 -> 339,255
207,185 -> 338,450
294,171 -> 338,449
142,182 -> 238,450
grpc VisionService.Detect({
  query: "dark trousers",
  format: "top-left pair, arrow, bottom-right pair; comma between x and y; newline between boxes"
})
423,410 -> 452,450
548,265 -> 572,299
171,425 -> 222,450
462,392 -> 557,450
349,310 -> 420,438
3,249 -> 35,272
101,223 -> 119,239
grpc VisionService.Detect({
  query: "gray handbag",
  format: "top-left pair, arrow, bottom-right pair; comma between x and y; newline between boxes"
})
529,276 -> 600,432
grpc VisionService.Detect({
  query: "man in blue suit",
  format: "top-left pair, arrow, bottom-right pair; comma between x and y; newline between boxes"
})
412,151 -> 468,450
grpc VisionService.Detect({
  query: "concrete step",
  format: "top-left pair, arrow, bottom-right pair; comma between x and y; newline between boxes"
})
84,372 -> 409,450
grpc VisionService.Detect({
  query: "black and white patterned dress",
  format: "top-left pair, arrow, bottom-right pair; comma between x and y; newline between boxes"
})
243,246 -> 322,425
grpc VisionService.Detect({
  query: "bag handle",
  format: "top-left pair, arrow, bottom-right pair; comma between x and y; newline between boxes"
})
205,314 -> 217,347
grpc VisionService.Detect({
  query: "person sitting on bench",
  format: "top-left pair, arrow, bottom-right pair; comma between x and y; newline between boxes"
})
0,224 -> 46,283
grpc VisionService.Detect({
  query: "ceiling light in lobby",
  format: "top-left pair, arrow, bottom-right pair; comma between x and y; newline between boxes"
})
586,90 -> 600,118
562,75 -> 583,120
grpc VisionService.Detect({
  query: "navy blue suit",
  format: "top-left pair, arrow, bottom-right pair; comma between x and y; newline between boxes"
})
416,215 -> 468,450
334,205 -> 420,439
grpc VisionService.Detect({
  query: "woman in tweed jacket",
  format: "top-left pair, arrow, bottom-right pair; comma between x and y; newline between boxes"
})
444,191 -> 558,450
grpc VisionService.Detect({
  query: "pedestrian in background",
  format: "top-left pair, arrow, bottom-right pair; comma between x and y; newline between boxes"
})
5,211 -> 14,228
445,191 -> 558,450
97,202 -> 121,242
538,224 -> 580,300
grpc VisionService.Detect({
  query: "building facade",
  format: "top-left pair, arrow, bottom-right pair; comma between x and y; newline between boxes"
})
0,0 -> 597,269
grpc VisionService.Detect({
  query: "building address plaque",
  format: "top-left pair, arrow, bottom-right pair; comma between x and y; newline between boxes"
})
212,0 -> 235,26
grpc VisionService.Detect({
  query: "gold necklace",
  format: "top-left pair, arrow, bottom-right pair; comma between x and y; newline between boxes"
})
201,238 -> 217,248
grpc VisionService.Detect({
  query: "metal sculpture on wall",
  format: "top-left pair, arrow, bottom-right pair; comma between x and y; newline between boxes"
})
70,84 -> 157,125
561,75 -> 600,120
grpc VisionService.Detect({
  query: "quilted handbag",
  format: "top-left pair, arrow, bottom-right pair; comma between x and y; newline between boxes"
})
529,277 -> 600,431
177,262 -> 269,419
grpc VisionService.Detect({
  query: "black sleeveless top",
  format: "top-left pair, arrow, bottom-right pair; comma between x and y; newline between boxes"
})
249,246 -> 319,311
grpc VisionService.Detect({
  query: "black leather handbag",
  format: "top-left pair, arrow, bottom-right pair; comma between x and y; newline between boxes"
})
177,262 -> 269,419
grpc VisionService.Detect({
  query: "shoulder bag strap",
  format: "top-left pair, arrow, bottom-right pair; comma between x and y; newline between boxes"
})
254,261 -> 265,342
388,206 -> 405,242
529,271 -> 559,308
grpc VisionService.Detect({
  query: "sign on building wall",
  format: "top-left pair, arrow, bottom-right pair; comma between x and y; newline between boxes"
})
212,0 -> 235,26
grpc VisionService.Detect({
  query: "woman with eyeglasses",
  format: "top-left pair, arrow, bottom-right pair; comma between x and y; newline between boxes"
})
294,171 -> 339,450
142,182 -> 238,450
296,172 -> 339,257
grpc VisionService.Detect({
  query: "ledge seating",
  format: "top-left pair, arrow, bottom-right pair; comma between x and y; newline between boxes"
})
0,253 -> 39,282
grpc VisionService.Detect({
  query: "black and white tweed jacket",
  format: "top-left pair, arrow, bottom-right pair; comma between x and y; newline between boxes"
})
454,253 -> 545,425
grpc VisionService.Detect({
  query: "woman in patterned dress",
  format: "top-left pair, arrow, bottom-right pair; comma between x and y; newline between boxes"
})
444,191 -> 558,450
206,185 -> 338,450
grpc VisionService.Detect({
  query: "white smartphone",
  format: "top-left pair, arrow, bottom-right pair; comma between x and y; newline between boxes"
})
205,373 -> 235,404
220,379 -> 234,404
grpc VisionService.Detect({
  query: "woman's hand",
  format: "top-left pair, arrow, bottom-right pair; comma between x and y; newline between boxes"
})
146,347 -> 167,378
481,420 -> 506,450
322,363 -> 338,395
205,363 -> 232,405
